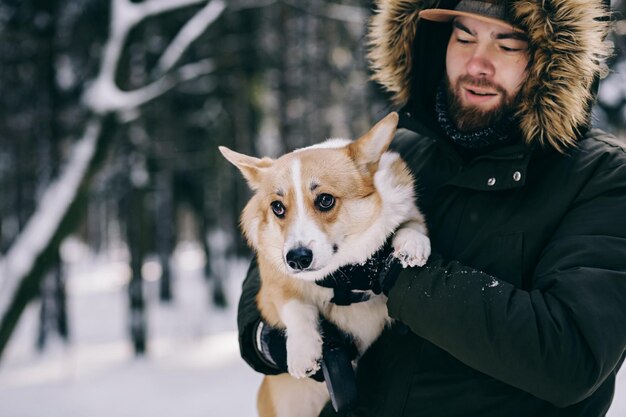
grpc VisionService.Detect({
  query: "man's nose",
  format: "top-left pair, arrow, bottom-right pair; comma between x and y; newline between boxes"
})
466,48 -> 495,78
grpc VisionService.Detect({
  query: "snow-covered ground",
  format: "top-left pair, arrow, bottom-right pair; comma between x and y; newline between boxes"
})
0,239 -> 624,417
0,240 -> 262,417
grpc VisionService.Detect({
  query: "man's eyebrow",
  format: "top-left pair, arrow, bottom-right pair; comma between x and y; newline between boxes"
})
452,20 -> 475,36
495,32 -> 529,42
453,19 -> 528,42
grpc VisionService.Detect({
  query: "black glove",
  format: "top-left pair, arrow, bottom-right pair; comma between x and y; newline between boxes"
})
253,317 -> 358,382
316,242 -> 404,305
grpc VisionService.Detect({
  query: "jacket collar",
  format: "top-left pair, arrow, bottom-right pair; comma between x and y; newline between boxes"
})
399,110 -> 535,191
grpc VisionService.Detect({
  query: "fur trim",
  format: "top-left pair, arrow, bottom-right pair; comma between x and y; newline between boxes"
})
368,0 -> 612,151
368,0 -> 432,106
513,0 -> 611,150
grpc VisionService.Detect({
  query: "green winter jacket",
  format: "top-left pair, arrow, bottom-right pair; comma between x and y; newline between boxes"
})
238,113 -> 626,417
237,0 -> 626,415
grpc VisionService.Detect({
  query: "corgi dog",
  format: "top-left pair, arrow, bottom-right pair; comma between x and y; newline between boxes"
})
219,112 -> 430,417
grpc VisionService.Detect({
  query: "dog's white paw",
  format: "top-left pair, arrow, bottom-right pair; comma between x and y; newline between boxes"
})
392,228 -> 431,268
286,332 -> 323,379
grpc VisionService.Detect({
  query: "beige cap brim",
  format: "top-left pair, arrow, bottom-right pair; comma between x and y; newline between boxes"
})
419,9 -> 525,33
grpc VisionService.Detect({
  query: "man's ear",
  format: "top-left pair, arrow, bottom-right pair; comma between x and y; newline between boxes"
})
348,112 -> 399,175
218,146 -> 273,190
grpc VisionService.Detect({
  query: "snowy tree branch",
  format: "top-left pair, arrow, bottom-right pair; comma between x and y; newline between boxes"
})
0,120 -> 102,317
156,0 -> 226,75
0,0 -> 227,360
83,0 -> 225,115
84,59 -> 216,114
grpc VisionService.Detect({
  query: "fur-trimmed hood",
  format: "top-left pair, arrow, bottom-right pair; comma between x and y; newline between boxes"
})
368,0 -> 612,151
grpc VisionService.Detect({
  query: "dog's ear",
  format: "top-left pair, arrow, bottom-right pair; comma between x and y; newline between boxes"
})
219,146 -> 273,190
348,112 -> 399,175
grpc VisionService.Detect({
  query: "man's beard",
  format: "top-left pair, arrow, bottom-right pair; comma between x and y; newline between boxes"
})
446,75 -> 518,132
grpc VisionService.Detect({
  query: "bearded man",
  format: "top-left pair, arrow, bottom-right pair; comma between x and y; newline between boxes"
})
237,0 -> 626,416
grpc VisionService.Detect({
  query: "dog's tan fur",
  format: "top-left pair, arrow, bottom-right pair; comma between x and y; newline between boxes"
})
220,113 -> 429,417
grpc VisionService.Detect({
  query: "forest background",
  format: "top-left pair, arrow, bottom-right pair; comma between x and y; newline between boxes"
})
0,0 -> 625,416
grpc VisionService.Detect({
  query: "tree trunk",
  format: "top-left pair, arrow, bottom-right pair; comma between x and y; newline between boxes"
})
125,183 -> 147,356
0,115 -> 116,361
155,170 -> 174,303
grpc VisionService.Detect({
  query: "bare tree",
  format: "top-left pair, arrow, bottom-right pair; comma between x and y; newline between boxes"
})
0,0 -> 385,360
0,0 -> 226,360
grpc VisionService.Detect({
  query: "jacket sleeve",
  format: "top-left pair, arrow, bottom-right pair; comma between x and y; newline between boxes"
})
386,163 -> 626,408
237,258 -> 283,375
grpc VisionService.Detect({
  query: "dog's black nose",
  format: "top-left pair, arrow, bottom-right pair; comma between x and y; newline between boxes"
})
286,247 -> 313,270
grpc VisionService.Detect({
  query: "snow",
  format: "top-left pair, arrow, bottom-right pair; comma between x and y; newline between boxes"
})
0,120 -> 101,317
599,60 -> 626,108
486,278 -> 499,288
0,239 -> 624,417
0,240 -> 262,417
611,373 -> 626,417
56,54 -> 77,91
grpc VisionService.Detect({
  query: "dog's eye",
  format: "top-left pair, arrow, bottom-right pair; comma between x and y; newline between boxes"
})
270,201 -> 286,218
316,194 -> 335,211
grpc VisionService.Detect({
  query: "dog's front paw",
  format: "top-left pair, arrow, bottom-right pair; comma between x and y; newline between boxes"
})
392,228 -> 431,268
286,332 -> 323,379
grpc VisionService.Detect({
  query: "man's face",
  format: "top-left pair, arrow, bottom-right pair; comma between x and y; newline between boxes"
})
445,16 -> 530,131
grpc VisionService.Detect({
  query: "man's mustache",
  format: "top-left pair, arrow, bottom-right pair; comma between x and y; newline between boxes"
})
456,75 -> 506,96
